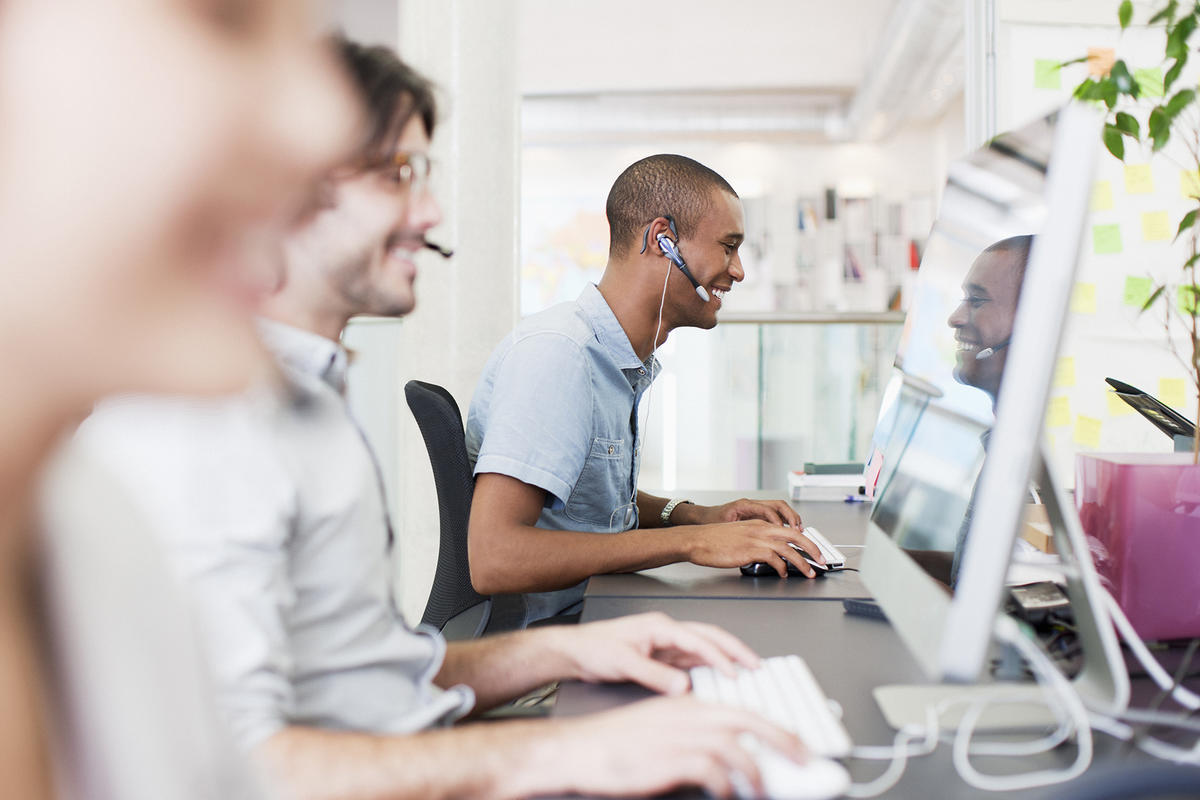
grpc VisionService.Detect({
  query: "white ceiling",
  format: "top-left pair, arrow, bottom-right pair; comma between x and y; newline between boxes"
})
517,0 -> 899,96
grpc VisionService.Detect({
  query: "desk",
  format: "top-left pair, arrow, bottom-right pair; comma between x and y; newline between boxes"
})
554,597 -> 1164,799
586,499 -> 874,601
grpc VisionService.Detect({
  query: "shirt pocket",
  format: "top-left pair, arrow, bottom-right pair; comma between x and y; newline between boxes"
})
563,437 -> 632,529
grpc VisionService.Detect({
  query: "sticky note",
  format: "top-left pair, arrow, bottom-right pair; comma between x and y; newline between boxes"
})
1123,275 -> 1153,306
1087,47 -> 1116,76
1034,59 -> 1062,90
1183,170 -> 1200,198
1180,285 -> 1200,314
1107,391 -> 1134,416
1074,415 -> 1103,448
1125,164 -> 1154,194
1091,180 -> 1114,211
1047,396 -> 1071,428
1142,210 -> 1171,241
1160,377 -> 1187,408
1135,66 -> 1165,98
1055,356 -> 1076,388
1093,223 -> 1123,255
1071,282 -> 1097,314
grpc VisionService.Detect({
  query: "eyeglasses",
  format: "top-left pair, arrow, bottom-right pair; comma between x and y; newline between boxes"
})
373,151 -> 433,192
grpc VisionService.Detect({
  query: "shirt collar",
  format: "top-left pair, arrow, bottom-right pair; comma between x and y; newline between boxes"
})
577,284 -> 661,381
256,318 -> 349,394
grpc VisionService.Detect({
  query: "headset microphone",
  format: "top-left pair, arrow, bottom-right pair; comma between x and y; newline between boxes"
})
423,241 -> 454,259
640,215 -> 710,302
975,338 -> 1011,360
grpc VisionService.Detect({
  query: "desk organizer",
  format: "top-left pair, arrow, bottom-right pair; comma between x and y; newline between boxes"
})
1075,452 -> 1200,641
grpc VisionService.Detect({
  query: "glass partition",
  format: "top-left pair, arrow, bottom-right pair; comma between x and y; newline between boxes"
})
637,314 -> 904,492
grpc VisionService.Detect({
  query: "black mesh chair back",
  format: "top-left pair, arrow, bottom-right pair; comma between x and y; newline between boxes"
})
404,380 -> 525,638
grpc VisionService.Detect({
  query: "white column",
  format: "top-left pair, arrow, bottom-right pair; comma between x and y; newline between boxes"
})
388,0 -> 520,621
963,0 -> 996,150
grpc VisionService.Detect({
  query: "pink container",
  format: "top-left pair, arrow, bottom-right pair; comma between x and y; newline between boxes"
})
1075,452 -> 1200,641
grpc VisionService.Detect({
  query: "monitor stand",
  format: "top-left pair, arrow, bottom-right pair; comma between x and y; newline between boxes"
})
872,445 -> 1130,732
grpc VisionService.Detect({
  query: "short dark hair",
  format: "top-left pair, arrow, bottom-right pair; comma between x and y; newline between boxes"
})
605,154 -> 738,258
334,36 -> 437,163
982,234 -> 1034,283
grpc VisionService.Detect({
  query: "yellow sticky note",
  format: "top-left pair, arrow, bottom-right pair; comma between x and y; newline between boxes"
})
1160,377 -> 1187,408
1074,415 -> 1103,448
1047,396 -> 1071,428
1123,275 -> 1153,306
1088,47 -> 1116,77
1107,391 -> 1134,416
1125,164 -> 1155,194
1091,180 -> 1114,211
1183,171 -> 1200,199
1034,59 -> 1062,90
1055,357 -> 1076,388
1135,66 -> 1165,98
1071,282 -> 1097,314
1093,223 -> 1123,255
1142,210 -> 1171,241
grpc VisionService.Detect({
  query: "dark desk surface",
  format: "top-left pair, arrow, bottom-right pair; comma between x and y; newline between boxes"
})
585,500 -> 874,601
554,596 -> 1165,800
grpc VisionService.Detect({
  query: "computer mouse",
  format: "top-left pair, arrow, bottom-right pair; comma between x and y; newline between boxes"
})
727,741 -> 850,800
739,547 -> 828,578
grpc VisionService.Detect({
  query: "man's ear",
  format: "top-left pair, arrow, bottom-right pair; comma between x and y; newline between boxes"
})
639,216 -> 677,256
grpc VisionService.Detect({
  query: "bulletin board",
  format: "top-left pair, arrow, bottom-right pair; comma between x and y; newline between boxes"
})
998,18 -> 1200,485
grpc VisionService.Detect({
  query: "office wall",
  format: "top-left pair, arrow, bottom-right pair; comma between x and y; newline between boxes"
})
995,1 -> 1200,485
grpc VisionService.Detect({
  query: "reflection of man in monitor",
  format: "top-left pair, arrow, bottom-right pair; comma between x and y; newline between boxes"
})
947,235 -> 1033,405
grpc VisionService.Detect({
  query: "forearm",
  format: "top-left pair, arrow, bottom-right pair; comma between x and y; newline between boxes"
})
255,720 -> 574,800
469,522 -> 693,594
437,627 -> 576,711
636,490 -> 711,528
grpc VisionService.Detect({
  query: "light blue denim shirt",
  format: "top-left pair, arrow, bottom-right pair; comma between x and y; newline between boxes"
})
466,284 -> 660,625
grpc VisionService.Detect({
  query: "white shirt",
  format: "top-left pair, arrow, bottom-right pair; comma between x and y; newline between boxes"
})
79,319 -> 473,750
39,442 -> 265,800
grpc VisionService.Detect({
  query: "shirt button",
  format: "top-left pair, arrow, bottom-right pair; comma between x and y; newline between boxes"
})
608,445 -> 615,455
638,368 -> 646,375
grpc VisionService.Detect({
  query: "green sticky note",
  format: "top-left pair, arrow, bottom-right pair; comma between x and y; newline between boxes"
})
1123,275 -> 1153,306
1135,66 -> 1164,98
1093,223 -> 1123,255
1034,59 -> 1062,90
1179,285 -> 1200,314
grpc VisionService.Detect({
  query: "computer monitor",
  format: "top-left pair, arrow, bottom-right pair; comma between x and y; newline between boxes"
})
859,104 -> 1129,727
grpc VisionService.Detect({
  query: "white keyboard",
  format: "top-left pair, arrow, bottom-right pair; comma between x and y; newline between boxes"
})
798,527 -> 845,569
690,655 -> 853,758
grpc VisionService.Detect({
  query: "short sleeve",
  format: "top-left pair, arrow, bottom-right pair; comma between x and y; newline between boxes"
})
472,332 -> 593,506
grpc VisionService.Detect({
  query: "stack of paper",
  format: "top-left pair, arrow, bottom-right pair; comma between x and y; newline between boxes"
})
787,470 -> 865,502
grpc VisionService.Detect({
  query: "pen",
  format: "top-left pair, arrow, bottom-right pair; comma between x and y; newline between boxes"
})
844,494 -> 866,503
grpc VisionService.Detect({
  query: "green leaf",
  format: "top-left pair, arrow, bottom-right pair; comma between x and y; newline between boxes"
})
1181,285 -> 1200,315
1165,53 -> 1188,93
1149,0 -> 1179,25
1149,105 -> 1172,149
1120,0 -> 1134,27
1177,208 -> 1199,241
1111,60 -> 1137,95
1185,252 -> 1200,269
1167,16 -> 1197,59
1115,111 -> 1141,138
1141,284 -> 1166,313
1104,124 -> 1127,160
1100,78 -> 1119,109
1167,87 -> 1196,118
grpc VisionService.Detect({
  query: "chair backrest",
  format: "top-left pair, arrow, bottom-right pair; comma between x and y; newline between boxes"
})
404,380 -> 525,636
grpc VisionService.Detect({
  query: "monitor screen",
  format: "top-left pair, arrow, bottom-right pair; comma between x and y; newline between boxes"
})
860,105 -> 1101,685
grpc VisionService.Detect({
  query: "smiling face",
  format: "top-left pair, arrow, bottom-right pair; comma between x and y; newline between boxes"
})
0,0 -> 358,407
298,115 -> 443,320
947,248 -> 1025,398
667,189 -> 746,330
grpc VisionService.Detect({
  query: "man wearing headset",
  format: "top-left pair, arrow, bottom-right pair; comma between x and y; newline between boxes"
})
80,41 -> 810,800
466,155 -> 826,627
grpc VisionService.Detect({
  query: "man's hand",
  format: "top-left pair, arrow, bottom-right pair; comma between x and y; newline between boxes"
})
553,696 -> 807,799
682,519 -> 824,578
680,496 -> 803,528
555,611 -> 761,695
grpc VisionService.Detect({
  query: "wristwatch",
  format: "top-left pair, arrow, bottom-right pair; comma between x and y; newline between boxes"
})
660,498 -> 693,526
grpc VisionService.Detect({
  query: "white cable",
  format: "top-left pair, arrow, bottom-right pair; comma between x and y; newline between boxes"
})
952,616 -> 1094,791
1102,588 -> 1200,711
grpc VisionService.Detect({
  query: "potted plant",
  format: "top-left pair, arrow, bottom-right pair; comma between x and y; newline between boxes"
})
1070,0 -> 1200,640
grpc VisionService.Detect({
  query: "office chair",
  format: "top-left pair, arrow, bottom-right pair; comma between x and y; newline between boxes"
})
404,380 -> 527,639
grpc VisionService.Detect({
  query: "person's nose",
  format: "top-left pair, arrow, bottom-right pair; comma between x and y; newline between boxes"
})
947,300 -> 968,329
729,251 -> 745,283
405,185 -> 443,234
